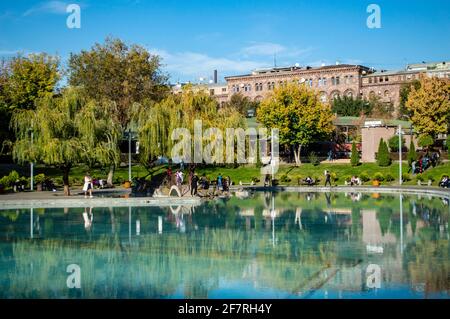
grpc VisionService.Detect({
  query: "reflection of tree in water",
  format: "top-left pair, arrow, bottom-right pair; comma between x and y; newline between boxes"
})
404,229 -> 449,296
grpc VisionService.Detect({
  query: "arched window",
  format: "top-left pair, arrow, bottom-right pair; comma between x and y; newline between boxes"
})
320,92 -> 327,103
384,90 -> 390,97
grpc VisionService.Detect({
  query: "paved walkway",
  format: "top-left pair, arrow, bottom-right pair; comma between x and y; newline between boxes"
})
0,187 -> 131,201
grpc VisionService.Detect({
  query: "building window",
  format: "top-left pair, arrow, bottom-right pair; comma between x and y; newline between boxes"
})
323,77 -> 327,86
320,92 -> 327,103
346,90 -> 353,98
210,89 -> 215,96
385,76 -> 389,82
336,76 -> 340,85
331,77 -> 336,85
380,77 -> 383,83
384,90 -> 390,97
369,77 -> 373,84
244,84 -> 252,92
374,77 -> 378,83
222,87 -> 227,92
267,82 -> 275,90
350,75 -> 354,83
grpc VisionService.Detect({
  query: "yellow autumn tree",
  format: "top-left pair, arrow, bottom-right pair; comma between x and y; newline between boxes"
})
405,76 -> 450,139
257,83 -> 335,165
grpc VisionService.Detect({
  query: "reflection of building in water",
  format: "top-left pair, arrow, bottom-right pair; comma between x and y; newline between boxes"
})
362,210 -> 396,245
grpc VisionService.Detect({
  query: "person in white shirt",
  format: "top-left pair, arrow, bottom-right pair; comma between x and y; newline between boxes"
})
83,173 -> 94,198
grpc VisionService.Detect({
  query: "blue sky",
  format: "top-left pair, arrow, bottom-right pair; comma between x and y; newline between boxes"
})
0,0 -> 449,83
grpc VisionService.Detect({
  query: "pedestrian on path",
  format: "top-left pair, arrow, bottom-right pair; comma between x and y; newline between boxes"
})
324,170 -> 332,187
83,172 -> 94,198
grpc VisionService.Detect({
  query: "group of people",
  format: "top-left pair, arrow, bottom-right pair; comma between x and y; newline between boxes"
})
411,152 -> 440,174
348,176 -> 362,186
166,164 -> 232,196
439,175 -> 450,188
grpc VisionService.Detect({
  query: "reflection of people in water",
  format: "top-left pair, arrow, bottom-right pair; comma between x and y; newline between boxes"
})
83,207 -> 93,230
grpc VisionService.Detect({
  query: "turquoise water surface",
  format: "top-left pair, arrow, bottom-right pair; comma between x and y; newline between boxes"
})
0,191 -> 448,299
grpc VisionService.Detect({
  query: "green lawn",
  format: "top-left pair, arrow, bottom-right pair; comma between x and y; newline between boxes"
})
1,161 -> 449,187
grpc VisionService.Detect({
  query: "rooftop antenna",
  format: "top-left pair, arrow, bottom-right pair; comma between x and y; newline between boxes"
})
274,52 -> 277,68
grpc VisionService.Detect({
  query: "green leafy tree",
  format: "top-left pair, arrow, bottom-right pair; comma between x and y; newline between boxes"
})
388,135 -> 405,152
376,138 -> 391,166
331,96 -> 371,116
368,95 -> 394,119
398,80 -> 421,120
68,37 -> 168,127
68,37 -> 169,184
131,87 -> 246,167
417,134 -> 434,149
257,83 -> 334,165
405,76 -> 450,139
3,53 -> 60,111
225,93 -> 258,116
11,88 -> 121,195
407,140 -> 417,166
350,141 -> 360,166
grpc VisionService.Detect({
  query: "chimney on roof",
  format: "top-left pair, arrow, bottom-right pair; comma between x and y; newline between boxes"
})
213,70 -> 218,84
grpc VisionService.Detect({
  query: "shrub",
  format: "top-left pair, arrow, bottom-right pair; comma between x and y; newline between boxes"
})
373,172 -> 384,181
308,152 -> 320,166
34,173 -> 46,184
280,174 -> 291,183
54,177 -> 63,186
293,175 -> 302,184
418,134 -> 434,148
360,171 -> 370,182
376,138 -> 391,166
424,175 -> 435,182
415,174 -> 424,182
350,141 -> 360,167
344,175 -> 352,183
330,172 -> 338,182
402,173 -> 411,182
388,135 -> 406,152
385,173 -> 395,182
251,177 -> 260,183
407,140 -> 417,166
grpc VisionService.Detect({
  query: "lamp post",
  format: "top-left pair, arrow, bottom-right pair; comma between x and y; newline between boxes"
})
30,129 -> 34,191
399,125 -> 402,185
128,129 -> 132,182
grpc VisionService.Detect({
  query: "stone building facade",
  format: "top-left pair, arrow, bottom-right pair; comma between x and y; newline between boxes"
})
217,61 -> 450,114
224,64 -> 369,105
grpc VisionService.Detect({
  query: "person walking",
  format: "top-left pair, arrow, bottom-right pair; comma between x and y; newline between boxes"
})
191,173 -> 199,196
217,173 -> 223,191
83,173 -> 94,198
324,170 -> 332,187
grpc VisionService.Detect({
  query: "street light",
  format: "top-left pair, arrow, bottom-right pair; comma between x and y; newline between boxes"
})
397,125 -> 403,185
29,128 -> 34,191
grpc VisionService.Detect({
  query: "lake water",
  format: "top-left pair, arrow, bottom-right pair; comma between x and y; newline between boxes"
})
0,191 -> 448,299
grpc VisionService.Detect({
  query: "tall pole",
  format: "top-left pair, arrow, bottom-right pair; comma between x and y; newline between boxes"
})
30,131 -> 34,191
30,208 -> 33,239
400,194 -> 403,255
128,129 -> 132,182
399,125 -> 402,185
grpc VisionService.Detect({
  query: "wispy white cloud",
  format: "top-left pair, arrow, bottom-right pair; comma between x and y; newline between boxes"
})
240,42 -> 286,56
23,1 -> 69,17
150,48 -> 270,81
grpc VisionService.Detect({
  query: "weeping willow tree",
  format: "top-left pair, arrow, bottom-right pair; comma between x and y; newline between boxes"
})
131,86 -> 246,167
11,87 -> 121,195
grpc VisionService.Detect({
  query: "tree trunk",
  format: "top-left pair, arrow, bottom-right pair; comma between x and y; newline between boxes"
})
107,164 -> 115,187
62,166 -> 71,196
293,145 -> 302,166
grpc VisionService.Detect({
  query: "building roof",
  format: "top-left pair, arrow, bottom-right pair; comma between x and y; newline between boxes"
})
334,116 -> 412,128
225,64 -> 370,79
406,61 -> 450,71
